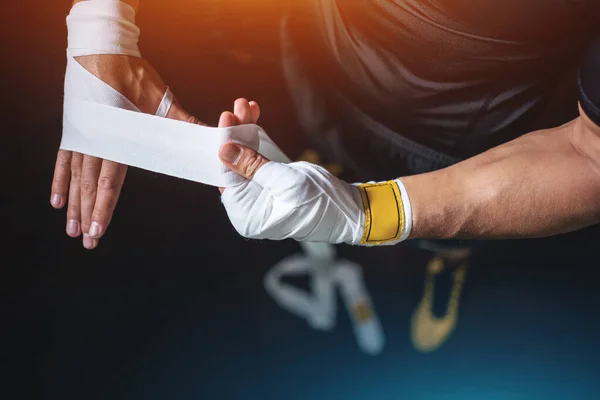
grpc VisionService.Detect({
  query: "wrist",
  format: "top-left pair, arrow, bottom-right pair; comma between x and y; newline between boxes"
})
68,0 -> 166,114
402,170 -> 466,240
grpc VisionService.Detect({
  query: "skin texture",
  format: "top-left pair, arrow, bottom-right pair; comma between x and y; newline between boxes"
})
401,106 -> 600,240
219,106 -> 600,241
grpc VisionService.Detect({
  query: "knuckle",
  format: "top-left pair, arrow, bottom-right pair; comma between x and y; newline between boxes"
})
70,168 -> 81,181
97,175 -> 120,191
80,180 -> 96,196
56,153 -> 71,168
186,115 -> 200,125
242,154 -> 263,178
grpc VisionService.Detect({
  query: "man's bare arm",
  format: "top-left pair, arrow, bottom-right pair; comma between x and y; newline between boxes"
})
403,106 -> 600,239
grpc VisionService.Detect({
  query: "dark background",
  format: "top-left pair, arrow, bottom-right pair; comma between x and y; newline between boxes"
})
2,1 -> 600,399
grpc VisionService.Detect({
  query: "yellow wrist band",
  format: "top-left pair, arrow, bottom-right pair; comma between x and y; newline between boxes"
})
357,179 -> 412,245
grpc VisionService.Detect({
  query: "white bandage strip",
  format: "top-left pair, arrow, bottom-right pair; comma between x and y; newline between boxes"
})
62,97 -> 265,187
62,0 -> 287,187
155,86 -> 174,118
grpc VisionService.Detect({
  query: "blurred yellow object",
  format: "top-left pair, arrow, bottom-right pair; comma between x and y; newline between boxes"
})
410,256 -> 468,353
353,301 -> 374,323
297,149 -> 344,176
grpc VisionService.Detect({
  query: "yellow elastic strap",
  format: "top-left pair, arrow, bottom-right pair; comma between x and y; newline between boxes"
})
357,180 -> 404,245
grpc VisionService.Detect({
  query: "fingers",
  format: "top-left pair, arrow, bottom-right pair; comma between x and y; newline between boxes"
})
66,153 -> 83,238
51,150 -> 72,209
80,155 -> 103,250
249,101 -> 260,123
234,98 -> 252,124
233,98 -> 261,124
89,160 -> 127,241
219,110 -> 239,128
60,153 -> 127,248
219,142 -> 270,181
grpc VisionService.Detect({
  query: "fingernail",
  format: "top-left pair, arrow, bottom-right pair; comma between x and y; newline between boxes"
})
51,194 -> 62,208
66,219 -> 80,237
221,144 -> 242,165
83,234 -> 95,250
89,221 -> 101,238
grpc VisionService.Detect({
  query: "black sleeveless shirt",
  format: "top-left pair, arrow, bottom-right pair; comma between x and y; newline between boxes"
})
287,0 -> 599,159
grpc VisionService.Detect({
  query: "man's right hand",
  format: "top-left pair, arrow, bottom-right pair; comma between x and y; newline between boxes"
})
50,53 -> 204,250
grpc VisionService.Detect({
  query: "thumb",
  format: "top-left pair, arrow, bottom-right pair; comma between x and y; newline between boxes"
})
219,142 -> 270,180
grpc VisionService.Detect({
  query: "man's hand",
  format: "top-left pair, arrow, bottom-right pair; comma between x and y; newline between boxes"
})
215,98 -> 415,246
216,118 -> 368,244
51,54 -> 203,250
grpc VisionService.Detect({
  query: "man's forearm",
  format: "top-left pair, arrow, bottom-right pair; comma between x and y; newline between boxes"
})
403,108 -> 600,239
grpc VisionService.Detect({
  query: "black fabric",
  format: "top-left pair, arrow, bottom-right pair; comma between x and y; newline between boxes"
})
579,34 -> 600,127
287,0 -> 598,160
281,19 -> 472,251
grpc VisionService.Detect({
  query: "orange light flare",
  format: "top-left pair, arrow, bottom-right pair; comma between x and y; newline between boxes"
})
139,0 -> 289,26
138,0 -> 288,64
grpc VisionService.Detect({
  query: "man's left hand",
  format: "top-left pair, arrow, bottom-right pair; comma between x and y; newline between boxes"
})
216,102 -> 365,244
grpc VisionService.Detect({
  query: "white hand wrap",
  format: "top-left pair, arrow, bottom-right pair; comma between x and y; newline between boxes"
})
67,0 -> 141,58
62,1 -> 414,245
221,162 -> 413,246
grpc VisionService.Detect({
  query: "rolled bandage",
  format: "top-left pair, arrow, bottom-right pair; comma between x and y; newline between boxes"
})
220,162 -> 413,245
